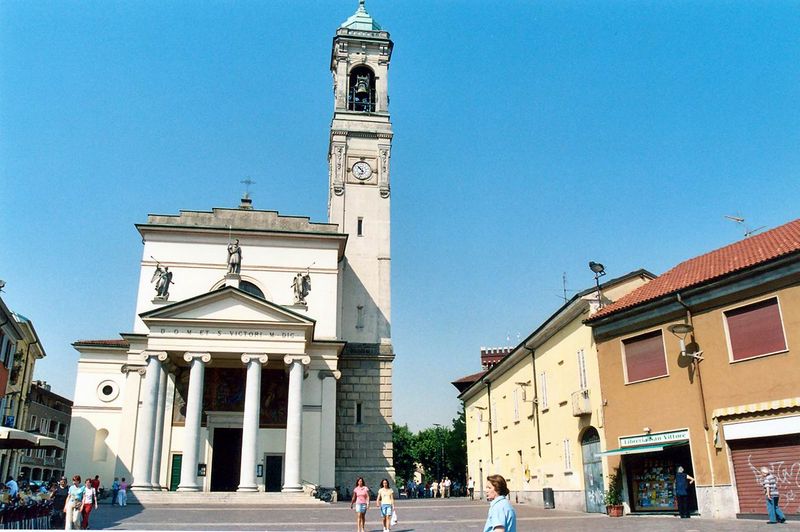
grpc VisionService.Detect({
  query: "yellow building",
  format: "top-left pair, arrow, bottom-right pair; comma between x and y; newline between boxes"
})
456,270 -> 652,511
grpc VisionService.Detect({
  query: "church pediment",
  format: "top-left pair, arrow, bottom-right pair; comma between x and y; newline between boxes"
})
139,286 -> 315,327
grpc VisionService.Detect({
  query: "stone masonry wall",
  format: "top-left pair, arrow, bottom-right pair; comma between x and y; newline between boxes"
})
335,343 -> 395,494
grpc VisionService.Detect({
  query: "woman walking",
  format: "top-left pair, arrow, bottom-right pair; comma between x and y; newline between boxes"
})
350,477 -> 370,532
375,478 -> 395,532
80,478 -> 98,529
64,475 -> 84,530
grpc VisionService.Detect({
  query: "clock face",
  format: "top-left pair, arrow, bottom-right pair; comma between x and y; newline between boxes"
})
352,161 -> 373,180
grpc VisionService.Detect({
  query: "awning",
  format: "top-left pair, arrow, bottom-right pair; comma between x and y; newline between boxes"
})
598,442 -> 686,457
0,428 -> 39,449
35,435 -> 65,450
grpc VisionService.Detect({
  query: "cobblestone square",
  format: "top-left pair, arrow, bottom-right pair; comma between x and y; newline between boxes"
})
89,498 -> 797,531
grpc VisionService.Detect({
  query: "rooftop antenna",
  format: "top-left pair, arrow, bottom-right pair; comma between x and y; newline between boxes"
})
724,215 -> 765,238
562,272 -> 568,303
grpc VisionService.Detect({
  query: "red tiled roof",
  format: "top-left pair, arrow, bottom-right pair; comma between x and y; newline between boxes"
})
452,370 -> 487,384
73,339 -> 130,347
451,370 -> 487,394
589,218 -> 800,321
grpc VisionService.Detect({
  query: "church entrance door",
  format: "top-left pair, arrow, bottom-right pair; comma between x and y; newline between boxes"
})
264,454 -> 283,492
210,428 -> 242,491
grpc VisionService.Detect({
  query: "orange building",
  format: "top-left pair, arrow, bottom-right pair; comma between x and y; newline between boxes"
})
586,219 -> 800,520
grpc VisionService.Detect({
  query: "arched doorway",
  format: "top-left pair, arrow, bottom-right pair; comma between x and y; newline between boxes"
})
581,427 -> 604,513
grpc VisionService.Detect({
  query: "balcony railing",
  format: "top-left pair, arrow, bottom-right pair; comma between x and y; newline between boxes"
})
571,389 -> 592,417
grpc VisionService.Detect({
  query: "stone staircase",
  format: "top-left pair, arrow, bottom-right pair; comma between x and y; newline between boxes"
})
127,490 -> 326,507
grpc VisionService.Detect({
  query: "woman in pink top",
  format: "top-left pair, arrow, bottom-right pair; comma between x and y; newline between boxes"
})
350,477 -> 370,532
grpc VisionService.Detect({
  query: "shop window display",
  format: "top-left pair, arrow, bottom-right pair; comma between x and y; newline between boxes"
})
624,445 -> 695,514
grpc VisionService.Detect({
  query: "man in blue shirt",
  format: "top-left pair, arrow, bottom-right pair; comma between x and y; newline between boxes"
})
484,474 -> 516,532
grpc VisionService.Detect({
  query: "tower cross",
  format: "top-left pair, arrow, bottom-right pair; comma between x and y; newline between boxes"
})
241,177 -> 256,198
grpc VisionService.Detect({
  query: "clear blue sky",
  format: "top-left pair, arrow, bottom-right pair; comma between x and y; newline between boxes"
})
1,1 -> 798,431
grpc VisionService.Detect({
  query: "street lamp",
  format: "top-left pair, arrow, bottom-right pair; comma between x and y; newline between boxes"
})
589,261 -> 606,308
432,423 -> 444,483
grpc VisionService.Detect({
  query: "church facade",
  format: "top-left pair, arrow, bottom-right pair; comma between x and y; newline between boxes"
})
65,3 -> 396,494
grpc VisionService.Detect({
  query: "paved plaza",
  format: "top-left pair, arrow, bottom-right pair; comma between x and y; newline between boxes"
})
88,498 -> 797,531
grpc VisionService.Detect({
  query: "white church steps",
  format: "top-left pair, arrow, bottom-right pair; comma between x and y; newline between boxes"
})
127,491 -> 325,507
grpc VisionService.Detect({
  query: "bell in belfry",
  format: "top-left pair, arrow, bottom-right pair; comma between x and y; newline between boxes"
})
355,75 -> 370,95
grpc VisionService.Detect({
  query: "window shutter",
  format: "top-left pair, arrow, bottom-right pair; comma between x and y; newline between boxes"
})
623,330 -> 667,383
725,298 -> 787,361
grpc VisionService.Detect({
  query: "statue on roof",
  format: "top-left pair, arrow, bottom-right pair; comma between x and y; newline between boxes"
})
292,271 -> 312,305
227,239 -> 242,275
151,262 -> 174,300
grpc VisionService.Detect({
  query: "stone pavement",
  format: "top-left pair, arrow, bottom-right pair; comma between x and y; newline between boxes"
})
90,497 -> 797,531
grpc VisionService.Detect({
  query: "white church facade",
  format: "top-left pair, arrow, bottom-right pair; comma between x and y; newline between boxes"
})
66,2 -> 396,495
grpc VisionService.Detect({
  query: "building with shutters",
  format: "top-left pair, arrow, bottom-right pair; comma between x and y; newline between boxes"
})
65,2 -> 397,496
455,271 -> 652,512
586,218 -> 800,519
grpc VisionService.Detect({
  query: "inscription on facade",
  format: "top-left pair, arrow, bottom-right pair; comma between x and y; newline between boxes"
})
158,327 -> 298,339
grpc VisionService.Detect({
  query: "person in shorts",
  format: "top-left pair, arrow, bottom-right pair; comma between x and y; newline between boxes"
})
375,478 -> 395,532
350,476 -> 370,532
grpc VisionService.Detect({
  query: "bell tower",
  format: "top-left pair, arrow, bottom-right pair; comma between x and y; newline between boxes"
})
328,1 -> 396,489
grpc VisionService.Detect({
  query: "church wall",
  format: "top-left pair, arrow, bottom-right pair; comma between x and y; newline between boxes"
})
135,237 -> 341,338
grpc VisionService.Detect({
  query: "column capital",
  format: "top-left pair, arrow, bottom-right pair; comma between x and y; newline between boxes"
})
283,355 -> 311,366
317,369 -> 341,380
241,353 -> 269,365
143,351 -> 168,362
184,352 -> 211,364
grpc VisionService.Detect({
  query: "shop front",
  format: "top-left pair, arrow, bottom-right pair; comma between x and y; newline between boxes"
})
723,414 -> 800,517
602,429 -> 696,514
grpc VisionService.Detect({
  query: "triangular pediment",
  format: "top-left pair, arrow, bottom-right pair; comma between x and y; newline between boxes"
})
140,286 -> 314,326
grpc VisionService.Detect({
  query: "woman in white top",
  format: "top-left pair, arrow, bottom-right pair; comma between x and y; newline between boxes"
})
80,478 -> 98,530
375,478 -> 395,532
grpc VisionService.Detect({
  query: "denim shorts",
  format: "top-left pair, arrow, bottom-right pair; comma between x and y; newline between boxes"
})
380,504 -> 393,517
355,503 -> 367,513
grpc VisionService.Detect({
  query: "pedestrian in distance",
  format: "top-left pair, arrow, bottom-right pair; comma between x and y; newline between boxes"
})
468,476 -> 475,500
111,477 -> 120,506
376,478 -> 395,532
350,476 -> 370,532
80,478 -> 98,529
484,474 -> 517,532
117,477 -> 128,506
761,466 -> 787,524
675,466 -> 694,518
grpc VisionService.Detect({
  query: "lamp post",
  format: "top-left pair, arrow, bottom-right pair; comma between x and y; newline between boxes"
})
432,423 -> 444,483
588,261 -> 606,308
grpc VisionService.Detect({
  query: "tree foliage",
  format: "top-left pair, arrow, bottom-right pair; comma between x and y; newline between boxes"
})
391,408 -> 468,485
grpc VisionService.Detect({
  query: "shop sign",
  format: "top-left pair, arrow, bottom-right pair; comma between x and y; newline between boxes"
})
620,429 -> 689,447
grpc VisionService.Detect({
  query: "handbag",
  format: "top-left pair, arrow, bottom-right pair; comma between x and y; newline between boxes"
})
390,508 -> 398,526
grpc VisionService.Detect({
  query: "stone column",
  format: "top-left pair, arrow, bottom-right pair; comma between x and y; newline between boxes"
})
132,351 -> 167,490
177,352 -> 211,492
238,353 -> 268,492
282,355 -> 310,492
150,362 -> 169,490
318,370 -> 340,488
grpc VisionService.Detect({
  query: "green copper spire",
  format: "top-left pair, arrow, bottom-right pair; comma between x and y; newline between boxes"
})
340,0 -> 382,31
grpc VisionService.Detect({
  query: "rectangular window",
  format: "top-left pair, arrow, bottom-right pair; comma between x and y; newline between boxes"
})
539,372 -> 548,409
29,416 -> 37,431
622,330 -> 668,383
357,217 -> 364,237
40,418 -> 47,433
563,438 -> 572,471
355,402 -> 362,424
577,348 -> 588,390
491,402 -> 498,432
724,297 -> 787,362
513,389 -> 519,422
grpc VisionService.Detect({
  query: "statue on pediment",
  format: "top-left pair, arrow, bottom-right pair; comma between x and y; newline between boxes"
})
227,239 -> 242,274
292,271 -> 311,305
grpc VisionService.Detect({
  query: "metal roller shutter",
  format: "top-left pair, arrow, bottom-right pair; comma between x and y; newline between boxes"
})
729,435 -> 800,515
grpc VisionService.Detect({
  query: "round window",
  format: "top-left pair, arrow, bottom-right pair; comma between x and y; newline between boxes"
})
97,380 -> 119,402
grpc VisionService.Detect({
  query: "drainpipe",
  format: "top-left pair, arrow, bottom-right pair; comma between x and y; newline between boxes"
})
483,378 -> 494,464
524,346 -> 542,458
675,293 -> 717,517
